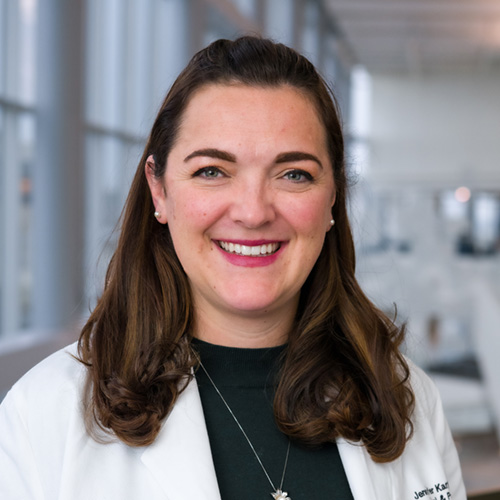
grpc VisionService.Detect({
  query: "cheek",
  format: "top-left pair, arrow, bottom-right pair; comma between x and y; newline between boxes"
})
167,187 -> 216,223
166,189 -> 227,259
287,198 -> 332,236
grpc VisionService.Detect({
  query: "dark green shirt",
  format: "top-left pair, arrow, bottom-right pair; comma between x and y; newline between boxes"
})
193,339 -> 354,500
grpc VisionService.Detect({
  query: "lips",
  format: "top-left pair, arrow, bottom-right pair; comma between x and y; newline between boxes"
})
217,241 -> 281,256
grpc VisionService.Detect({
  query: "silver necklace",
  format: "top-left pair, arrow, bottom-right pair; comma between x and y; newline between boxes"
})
198,360 -> 292,500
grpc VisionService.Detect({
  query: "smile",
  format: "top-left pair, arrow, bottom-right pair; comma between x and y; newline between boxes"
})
217,241 -> 281,256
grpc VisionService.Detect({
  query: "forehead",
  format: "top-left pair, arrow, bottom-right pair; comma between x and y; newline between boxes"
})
184,82 -> 319,117
174,83 -> 328,151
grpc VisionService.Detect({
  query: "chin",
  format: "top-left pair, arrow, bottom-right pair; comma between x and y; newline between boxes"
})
225,299 -> 278,314
219,291 -> 292,316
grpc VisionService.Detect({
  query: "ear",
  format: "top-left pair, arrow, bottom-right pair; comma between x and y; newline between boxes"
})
326,190 -> 337,232
144,154 -> 168,224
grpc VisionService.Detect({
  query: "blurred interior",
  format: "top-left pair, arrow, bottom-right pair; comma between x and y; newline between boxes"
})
0,1 -> 499,497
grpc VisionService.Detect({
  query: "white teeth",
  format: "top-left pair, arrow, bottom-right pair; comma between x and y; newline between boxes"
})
218,241 -> 280,256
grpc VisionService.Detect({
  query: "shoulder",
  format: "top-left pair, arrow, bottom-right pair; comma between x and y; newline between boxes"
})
1,342 -> 87,430
405,358 -> 440,409
0,342 -> 91,498
404,357 -> 450,429
404,357 -> 452,438
8,341 -> 85,394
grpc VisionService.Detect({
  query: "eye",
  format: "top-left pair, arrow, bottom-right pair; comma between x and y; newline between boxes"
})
283,169 -> 313,182
193,166 -> 225,179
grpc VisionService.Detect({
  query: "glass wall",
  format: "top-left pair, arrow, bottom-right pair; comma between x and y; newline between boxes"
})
0,0 -> 37,336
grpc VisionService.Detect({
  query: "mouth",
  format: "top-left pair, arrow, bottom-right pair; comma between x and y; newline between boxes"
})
217,241 -> 281,257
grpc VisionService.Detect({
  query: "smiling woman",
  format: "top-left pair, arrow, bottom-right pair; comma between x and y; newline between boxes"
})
0,36 -> 466,500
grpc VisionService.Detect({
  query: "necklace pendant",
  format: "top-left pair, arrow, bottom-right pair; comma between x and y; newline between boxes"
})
271,490 -> 290,499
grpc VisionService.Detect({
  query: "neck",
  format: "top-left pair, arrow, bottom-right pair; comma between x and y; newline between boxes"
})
193,299 -> 297,348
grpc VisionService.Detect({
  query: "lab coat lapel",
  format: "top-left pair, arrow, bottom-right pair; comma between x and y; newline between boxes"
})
140,378 -> 221,500
337,437 -> 392,500
139,379 -> 394,500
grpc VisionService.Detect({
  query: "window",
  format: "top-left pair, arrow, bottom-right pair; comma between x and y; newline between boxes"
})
0,0 -> 37,336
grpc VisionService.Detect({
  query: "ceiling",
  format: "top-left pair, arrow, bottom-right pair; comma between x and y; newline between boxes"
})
323,0 -> 500,75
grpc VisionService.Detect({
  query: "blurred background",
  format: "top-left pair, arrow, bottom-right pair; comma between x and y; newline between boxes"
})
0,0 -> 499,496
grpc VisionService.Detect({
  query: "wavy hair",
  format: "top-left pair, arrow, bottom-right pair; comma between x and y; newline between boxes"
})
78,36 -> 414,463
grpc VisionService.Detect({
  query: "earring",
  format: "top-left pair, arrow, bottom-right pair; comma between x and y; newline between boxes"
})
330,219 -> 335,226
154,211 -> 160,218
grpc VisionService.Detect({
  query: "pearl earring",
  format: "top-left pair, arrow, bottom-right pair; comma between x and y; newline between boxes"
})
154,211 -> 160,218
330,219 -> 335,226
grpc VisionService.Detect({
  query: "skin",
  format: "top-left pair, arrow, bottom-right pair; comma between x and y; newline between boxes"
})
146,84 -> 336,347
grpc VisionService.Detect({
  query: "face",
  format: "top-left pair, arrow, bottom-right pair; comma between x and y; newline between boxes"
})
146,84 -> 335,334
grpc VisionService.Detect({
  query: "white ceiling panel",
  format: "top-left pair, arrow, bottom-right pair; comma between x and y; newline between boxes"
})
324,0 -> 500,74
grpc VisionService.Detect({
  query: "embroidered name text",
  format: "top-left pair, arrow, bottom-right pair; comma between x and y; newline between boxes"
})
414,481 -> 451,499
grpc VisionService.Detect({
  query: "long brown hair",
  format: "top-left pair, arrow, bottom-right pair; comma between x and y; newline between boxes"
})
78,36 -> 414,463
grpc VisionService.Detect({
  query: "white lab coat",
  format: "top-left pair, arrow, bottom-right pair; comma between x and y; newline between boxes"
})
0,343 -> 466,500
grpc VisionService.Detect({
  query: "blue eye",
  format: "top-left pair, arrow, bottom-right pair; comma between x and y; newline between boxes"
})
284,170 -> 313,182
194,167 -> 223,178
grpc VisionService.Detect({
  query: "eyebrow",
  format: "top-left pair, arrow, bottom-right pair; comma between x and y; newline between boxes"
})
184,148 -> 323,168
275,151 -> 323,169
184,148 -> 236,163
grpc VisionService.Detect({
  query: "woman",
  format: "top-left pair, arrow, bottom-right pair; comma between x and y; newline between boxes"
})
0,36 -> 465,500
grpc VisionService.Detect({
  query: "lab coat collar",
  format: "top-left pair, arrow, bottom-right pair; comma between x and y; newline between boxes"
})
140,378 -> 222,500
139,378 -> 389,500
337,437 -> 391,500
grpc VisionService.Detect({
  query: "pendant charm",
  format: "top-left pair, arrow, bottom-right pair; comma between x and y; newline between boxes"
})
271,490 -> 290,499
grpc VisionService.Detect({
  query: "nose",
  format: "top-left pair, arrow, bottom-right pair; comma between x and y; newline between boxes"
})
229,180 -> 276,228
